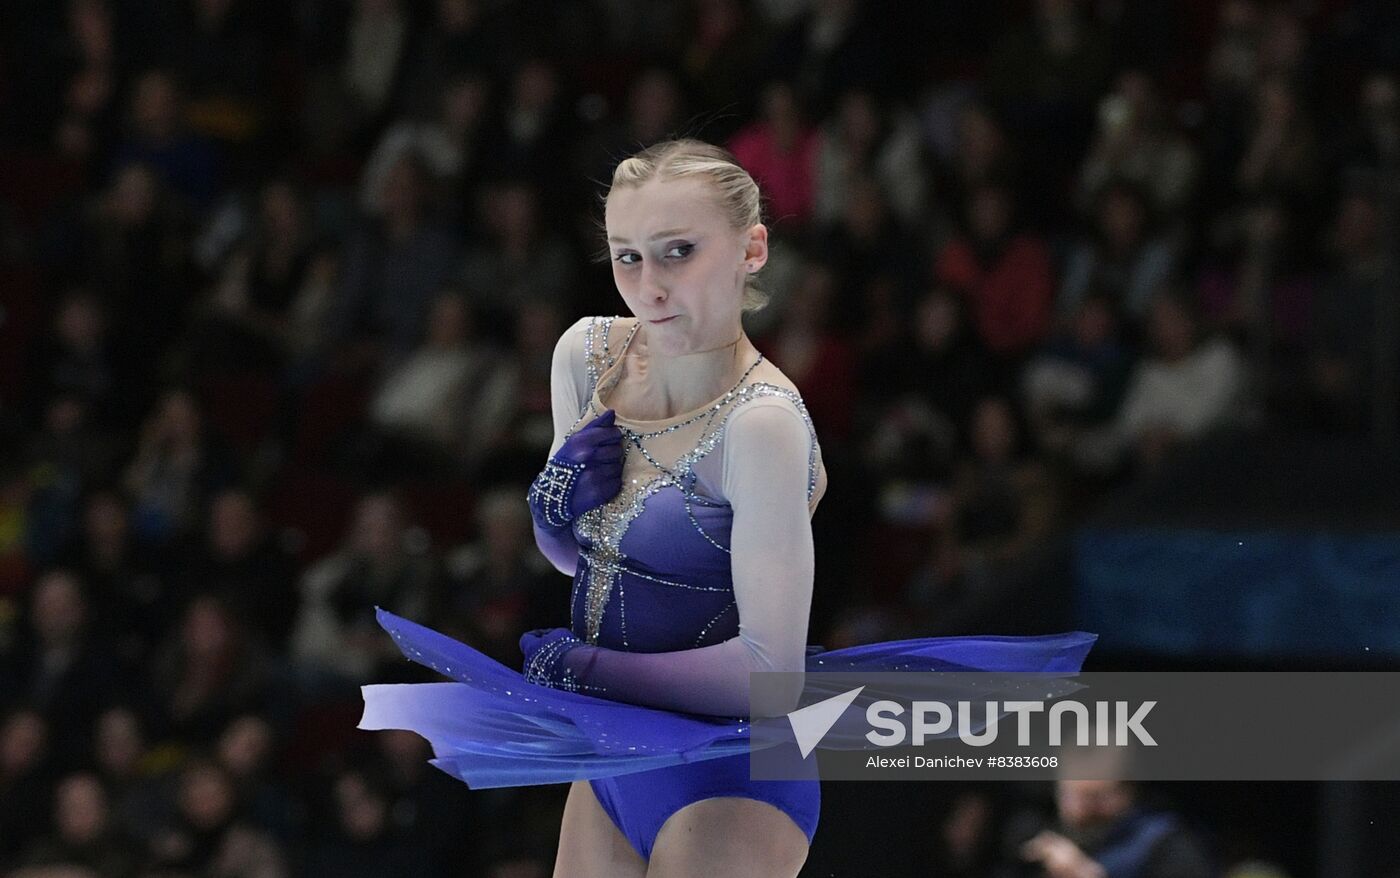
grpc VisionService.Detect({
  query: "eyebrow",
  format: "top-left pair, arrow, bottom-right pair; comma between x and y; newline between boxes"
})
606,228 -> 693,244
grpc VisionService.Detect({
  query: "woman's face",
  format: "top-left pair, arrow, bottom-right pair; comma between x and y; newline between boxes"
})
606,177 -> 764,355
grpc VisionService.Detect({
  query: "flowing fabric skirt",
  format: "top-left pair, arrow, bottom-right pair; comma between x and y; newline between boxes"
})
359,608 -> 1097,789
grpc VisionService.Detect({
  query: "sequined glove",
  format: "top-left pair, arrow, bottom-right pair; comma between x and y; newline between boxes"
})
519,627 -> 600,693
528,409 -> 623,533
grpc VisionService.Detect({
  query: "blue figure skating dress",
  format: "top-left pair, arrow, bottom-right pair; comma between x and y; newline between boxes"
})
361,316 -> 1096,860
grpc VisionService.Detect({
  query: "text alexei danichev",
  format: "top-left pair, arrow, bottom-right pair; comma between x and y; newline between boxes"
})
866,755 -> 983,768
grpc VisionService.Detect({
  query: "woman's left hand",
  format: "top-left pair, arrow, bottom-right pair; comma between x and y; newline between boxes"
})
520,627 -> 590,692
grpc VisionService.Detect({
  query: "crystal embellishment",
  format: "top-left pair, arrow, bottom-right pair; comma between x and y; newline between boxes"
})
528,458 -> 587,528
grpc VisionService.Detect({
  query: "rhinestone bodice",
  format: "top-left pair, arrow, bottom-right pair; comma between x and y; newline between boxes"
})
564,317 -> 823,652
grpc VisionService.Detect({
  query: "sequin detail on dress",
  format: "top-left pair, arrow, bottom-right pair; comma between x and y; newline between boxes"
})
575,474 -> 674,644
567,317 -> 822,646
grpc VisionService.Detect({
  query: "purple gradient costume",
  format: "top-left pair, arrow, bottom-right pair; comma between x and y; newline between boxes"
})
361,316 -> 1096,861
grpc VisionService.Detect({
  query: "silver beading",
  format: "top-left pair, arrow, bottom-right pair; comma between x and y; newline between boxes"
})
528,458 -> 587,528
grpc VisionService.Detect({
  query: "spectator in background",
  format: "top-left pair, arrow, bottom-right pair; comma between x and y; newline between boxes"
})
931,789 -> 999,878
1058,181 -> 1177,325
215,714 -> 295,841
147,594 -> 273,745
279,245 -> 344,370
396,0 -> 501,119
464,301 -> 564,479
56,490 -> 171,667
813,87 -> 928,227
359,68 -> 493,219
1331,73 -> 1400,192
90,705 -> 166,845
22,395 -> 113,566
815,174 -> 926,338
935,182 -> 1055,378
1004,775 -> 1213,878
0,463 -> 38,599
110,69 -> 221,210
986,0 -> 1112,111
675,0 -> 768,126
341,0 -> 411,141
753,259 -> 857,444
1234,76 -> 1317,207
146,757 -> 288,878
984,0 -> 1113,222
4,571 -> 119,766
359,729 -> 479,874
180,489 -> 299,652
1206,0 -> 1264,111
729,81 -> 820,230
1307,190 -> 1395,434
572,66 -> 687,207
22,290 -> 122,429
1076,70 -> 1198,221
1196,198 -> 1314,412
762,0 -> 888,118
327,151 -> 460,367
0,708 -> 57,869
912,396 -> 1057,633
1023,292 -> 1134,462
123,389 -> 237,545
479,58 -> 575,210
458,180 -> 576,337
882,287 -> 990,440
367,291 -> 507,474
18,771 -> 142,878
1076,292 -> 1246,474
47,0 -> 124,172
78,163 -> 195,374
171,0 -> 268,150
193,177 -> 320,378
291,493 -> 436,685
930,101 -> 1019,226
303,768 -> 439,878
439,488 -> 556,665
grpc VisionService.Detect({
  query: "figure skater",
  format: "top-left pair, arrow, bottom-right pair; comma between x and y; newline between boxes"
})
360,138 -> 1095,877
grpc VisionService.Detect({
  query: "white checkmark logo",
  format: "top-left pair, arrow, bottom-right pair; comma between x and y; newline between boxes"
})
787,686 -> 865,758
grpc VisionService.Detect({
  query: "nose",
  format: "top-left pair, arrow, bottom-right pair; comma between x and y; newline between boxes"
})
640,261 -> 668,303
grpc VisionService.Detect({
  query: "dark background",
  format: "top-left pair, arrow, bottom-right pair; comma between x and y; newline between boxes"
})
0,0 -> 1397,875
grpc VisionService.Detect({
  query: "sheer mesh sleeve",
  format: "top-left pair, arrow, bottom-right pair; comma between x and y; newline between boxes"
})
532,317 -> 593,576
561,398 -> 816,716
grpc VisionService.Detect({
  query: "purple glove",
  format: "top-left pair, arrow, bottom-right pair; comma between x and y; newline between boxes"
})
528,409 -> 623,531
520,627 -> 601,694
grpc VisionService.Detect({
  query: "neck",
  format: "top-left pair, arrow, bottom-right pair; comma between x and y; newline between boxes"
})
626,322 -> 753,417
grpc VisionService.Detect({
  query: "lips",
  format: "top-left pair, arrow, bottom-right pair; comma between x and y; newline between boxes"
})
648,315 -> 678,324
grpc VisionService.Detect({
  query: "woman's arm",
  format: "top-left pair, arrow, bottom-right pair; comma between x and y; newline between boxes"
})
532,318 -> 593,576
556,401 -> 816,716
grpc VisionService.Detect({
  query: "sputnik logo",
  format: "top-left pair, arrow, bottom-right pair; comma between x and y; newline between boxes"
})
786,686 -> 865,758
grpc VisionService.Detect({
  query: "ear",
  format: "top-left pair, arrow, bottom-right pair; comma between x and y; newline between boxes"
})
741,223 -> 769,273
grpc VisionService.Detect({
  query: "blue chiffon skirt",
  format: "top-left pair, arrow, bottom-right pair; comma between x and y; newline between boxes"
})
359,608 -> 1097,789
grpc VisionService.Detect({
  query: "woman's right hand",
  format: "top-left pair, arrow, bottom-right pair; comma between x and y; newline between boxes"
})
528,409 -> 624,530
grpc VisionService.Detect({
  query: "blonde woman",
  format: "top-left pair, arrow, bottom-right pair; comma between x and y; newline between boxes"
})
362,139 -> 1094,876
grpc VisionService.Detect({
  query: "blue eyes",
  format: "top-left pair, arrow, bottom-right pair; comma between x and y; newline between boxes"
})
614,244 -> 693,266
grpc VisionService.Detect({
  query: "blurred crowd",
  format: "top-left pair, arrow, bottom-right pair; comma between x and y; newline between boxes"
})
2,0 -> 1398,875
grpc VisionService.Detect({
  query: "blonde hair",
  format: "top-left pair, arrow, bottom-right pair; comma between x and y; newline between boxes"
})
600,138 -> 770,313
